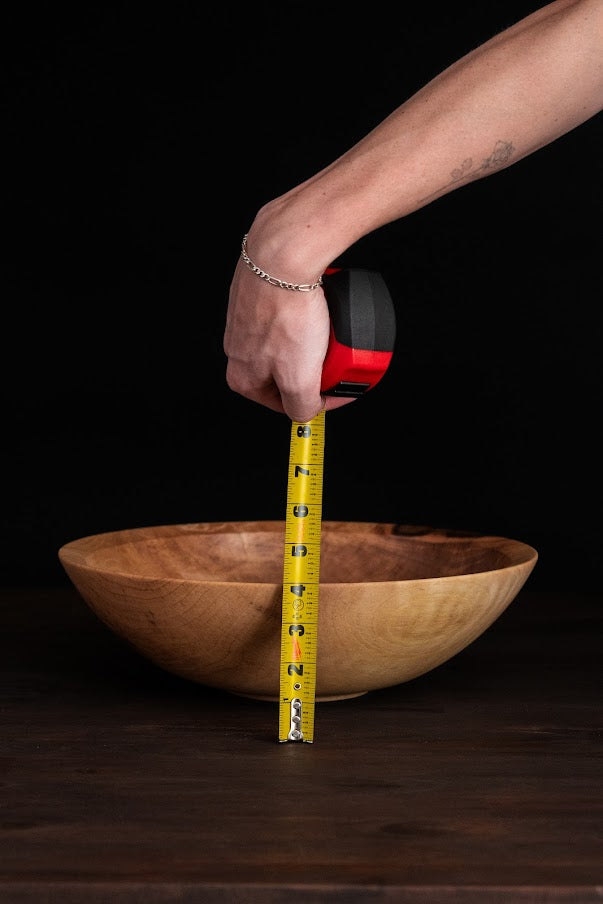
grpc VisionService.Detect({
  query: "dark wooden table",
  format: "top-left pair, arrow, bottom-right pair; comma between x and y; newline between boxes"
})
1,584 -> 601,903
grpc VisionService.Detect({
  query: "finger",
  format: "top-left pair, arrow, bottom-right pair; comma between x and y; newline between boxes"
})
225,361 -> 286,415
280,389 -> 326,424
284,394 -> 358,422
323,395 -> 358,414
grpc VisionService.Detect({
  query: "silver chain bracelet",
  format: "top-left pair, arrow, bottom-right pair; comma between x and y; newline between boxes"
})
240,234 -> 323,292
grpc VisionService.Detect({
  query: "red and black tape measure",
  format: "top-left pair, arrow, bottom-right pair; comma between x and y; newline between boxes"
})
278,268 -> 396,743
320,267 -> 396,398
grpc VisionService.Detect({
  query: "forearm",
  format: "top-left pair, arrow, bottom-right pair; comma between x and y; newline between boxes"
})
226,0 -> 602,422
247,0 -> 602,281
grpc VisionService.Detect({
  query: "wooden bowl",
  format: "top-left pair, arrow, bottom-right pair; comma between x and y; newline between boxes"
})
58,521 -> 537,701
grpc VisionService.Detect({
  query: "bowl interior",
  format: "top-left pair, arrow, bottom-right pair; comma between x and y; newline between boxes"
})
60,522 -> 537,584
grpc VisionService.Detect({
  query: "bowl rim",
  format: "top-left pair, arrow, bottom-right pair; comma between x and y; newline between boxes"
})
58,520 -> 539,586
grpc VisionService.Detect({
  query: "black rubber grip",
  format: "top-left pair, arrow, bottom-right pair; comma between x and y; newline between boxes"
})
322,269 -> 396,351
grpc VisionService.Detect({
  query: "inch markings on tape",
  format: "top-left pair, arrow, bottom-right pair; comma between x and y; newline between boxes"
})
278,408 -> 325,743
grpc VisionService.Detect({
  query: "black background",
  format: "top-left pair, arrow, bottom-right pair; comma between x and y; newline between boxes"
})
4,1 -> 602,592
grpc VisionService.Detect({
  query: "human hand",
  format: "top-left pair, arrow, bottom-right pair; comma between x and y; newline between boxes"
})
224,259 -> 356,423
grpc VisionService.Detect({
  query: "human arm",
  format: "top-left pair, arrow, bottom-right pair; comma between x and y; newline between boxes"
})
224,0 -> 603,423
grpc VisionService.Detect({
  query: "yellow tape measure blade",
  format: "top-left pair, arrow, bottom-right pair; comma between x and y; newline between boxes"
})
278,409 -> 325,743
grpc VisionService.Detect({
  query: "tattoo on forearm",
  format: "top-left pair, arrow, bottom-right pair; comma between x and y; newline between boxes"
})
420,139 -> 515,202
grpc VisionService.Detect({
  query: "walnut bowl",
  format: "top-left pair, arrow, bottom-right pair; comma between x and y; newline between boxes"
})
58,521 -> 537,701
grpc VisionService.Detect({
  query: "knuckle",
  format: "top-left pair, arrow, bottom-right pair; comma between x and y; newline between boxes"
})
225,367 -> 247,395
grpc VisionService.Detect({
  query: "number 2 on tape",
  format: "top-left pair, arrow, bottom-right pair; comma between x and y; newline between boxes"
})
278,409 -> 325,743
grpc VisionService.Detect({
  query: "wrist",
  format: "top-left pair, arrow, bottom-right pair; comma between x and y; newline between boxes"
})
245,190 -> 356,285
240,234 -> 324,293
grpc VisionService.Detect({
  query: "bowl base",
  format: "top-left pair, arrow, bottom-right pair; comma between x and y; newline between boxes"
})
231,691 -> 369,703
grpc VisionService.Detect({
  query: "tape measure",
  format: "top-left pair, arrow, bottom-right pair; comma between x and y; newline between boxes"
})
278,268 -> 396,743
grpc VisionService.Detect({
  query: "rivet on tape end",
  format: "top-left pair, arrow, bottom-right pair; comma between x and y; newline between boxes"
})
287,698 -> 303,741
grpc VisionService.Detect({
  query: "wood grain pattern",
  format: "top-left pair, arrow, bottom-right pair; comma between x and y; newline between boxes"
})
58,522 -> 538,701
